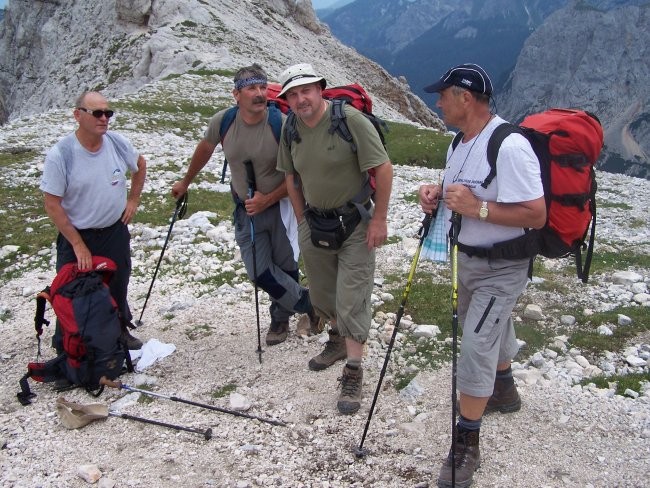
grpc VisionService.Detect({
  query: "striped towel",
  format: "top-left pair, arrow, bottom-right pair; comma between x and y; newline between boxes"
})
421,202 -> 448,262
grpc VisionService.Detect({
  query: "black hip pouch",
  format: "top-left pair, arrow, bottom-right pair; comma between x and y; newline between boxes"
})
305,208 -> 361,250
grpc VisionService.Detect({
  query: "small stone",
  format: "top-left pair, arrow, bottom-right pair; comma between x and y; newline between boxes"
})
560,315 -> 576,326
77,464 -> 102,483
617,314 -> 632,326
523,304 -> 544,320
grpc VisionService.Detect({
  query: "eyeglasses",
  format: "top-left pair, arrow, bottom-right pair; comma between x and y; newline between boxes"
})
77,107 -> 114,119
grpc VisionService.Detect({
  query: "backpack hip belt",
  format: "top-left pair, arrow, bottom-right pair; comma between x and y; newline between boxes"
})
458,232 -> 540,261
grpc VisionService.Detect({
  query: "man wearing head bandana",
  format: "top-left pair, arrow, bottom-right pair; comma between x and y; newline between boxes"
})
172,64 -> 321,345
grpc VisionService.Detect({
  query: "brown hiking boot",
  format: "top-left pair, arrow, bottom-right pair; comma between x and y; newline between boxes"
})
337,365 -> 363,415
437,430 -> 481,488
296,313 -> 325,337
308,331 -> 346,371
265,320 -> 289,346
484,378 -> 521,414
120,329 -> 143,350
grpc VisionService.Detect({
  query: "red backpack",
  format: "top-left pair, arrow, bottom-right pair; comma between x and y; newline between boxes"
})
17,257 -> 132,405
453,109 -> 604,283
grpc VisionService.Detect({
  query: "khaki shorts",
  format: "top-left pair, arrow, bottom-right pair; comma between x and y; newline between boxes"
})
298,218 -> 375,343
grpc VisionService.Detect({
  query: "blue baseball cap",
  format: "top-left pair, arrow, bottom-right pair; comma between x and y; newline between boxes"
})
424,63 -> 493,96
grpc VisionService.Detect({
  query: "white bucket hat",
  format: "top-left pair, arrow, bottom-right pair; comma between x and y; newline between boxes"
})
277,63 -> 326,99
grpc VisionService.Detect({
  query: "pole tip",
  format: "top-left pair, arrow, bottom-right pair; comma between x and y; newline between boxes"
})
135,319 -> 143,327
353,446 -> 369,459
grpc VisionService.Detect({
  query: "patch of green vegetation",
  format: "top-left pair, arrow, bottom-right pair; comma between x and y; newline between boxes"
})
629,218 -> 646,229
384,235 -> 401,246
136,189 -> 233,228
108,65 -> 131,85
581,372 -> 650,396
599,201 -> 632,210
567,306 -> 650,358
112,99 -> 217,119
211,383 -> 237,399
135,384 -> 155,404
402,191 -> 420,204
378,275 -> 454,387
180,20 -> 198,28
0,182 -> 56,275
0,308 -> 12,322
197,269 -> 237,290
185,323 -> 213,340
588,250 -> 650,275
384,122 -> 450,169
0,149 -> 39,167
163,67 -> 236,82
513,321 -> 556,360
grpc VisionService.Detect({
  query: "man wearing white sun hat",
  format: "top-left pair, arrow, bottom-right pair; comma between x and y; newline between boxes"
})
276,63 -> 393,415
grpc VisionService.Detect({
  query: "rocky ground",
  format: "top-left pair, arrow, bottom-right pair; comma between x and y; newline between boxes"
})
1,168 -> 649,488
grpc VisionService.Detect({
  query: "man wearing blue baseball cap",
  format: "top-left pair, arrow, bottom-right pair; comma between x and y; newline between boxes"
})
419,64 -> 546,487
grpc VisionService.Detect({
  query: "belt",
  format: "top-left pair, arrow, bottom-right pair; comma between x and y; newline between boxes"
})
306,199 -> 372,219
79,219 -> 121,233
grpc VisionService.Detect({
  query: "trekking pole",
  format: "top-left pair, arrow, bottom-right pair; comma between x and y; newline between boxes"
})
109,411 -> 212,440
244,160 -> 263,364
100,377 -> 287,427
449,210 -> 461,486
136,192 -> 189,326
354,212 -> 433,458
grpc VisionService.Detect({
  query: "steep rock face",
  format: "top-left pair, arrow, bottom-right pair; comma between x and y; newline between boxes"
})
322,0 -> 567,108
0,0 -> 444,130
499,2 -> 649,178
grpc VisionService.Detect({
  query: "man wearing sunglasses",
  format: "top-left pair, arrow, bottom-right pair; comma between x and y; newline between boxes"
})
40,91 -> 147,353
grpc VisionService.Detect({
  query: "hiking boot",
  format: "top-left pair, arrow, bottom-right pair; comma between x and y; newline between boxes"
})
296,312 -> 325,337
265,320 -> 289,346
484,378 -> 521,414
337,365 -> 363,415
120,329 -> 143,350
308,331 -> 346,371
437,429 -> 481,488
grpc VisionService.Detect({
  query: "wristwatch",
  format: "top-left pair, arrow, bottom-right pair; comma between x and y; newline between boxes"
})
479,201 -> 489,221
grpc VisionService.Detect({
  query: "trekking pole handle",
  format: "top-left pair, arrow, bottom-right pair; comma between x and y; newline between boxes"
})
243,160 -> 256,195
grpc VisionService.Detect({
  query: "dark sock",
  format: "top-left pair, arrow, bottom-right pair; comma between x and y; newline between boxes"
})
458,415 -> 482,433
346,359 -> 361,370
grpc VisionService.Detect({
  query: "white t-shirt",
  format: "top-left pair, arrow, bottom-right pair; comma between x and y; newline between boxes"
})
442,115 -> 543,247
40,131 -> 139,229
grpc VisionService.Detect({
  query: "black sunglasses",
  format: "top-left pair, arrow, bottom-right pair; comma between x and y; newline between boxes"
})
77,107 -> 115,119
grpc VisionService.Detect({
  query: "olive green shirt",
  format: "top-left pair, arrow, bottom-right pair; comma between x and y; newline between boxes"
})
277,103 -> 388,209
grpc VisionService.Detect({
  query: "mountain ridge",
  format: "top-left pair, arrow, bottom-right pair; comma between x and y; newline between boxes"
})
0,0 -> 443,131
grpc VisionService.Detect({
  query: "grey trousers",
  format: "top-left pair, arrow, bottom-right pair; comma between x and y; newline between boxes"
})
233,202 -> 311,323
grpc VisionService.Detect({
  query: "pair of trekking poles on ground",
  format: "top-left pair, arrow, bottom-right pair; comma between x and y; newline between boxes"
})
139,184 -> 463,482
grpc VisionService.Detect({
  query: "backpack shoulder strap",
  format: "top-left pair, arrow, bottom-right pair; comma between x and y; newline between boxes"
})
451,131 -> 464,151
218,107 -> 239,183
267,103 -> 283,143
328,99 -> 357,152
283,111 -> 301,148
482,122 -> 521,189
219,106 -> 239,142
